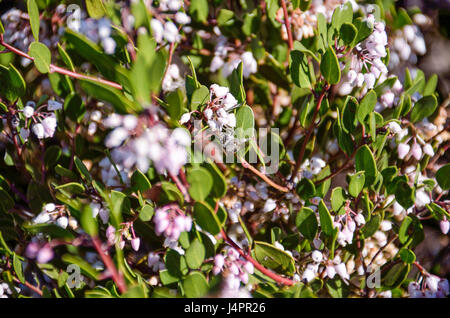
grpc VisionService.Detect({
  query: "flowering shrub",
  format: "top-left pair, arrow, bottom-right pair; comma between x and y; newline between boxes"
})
0,0 -> 448,299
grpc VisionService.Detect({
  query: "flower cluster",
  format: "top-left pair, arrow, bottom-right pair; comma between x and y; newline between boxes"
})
339,14 -> 388,96
104,114 -> 190,176
209,29 -> 258,79
106,224 -> 141,251
281,0 -> 358,42
153,206 -> 192,242
213,247 -> 254,290
408,275 -> 449,298
149,0 -> 191,44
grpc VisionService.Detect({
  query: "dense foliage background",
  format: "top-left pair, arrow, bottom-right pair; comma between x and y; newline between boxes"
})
0,0 -> 448,298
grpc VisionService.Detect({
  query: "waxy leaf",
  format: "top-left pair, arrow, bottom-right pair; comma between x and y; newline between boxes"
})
254,241 -> 296,275
355,145 -> 377,187
410,95 -> 438,123
295,207 -> 318,241
29,42 -> 51,73
320,46 -> 341,85
187,167 -> 213,201
27,0 -> 40,41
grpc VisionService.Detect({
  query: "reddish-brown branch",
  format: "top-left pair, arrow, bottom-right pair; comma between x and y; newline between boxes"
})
169,171 -> 191,203
220,229 -> 294,286
280,0 -> 293,51
240,157 -> 289,192
91,236 -> 127,294
13,277 -> 43,296
291,86 -> 328,181
0,35 -> 123,90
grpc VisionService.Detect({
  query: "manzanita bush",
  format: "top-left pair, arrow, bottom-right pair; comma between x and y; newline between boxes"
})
0,0 -> 448,299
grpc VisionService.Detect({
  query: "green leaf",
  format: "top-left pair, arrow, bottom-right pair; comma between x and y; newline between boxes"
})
217,9 -> 234,26
27,0 -> 40,41
204,162 -> 227,198
0,19 -> 4,34
29,42 -> 51,73
193,201 -> 222,235
165,89 -> 185,121
361,214 -> 380,238
398,215 -> 424,246
254,241 -> 296,275
159,269 -> 180,286
330,2 -> 353,40
55,164 -> 77,179
57,43 -> 75,71
295,207 -> 318,241
131,169 -> 151,193
353,17 -> 373,45
316,13 -> 328,53
357,90 -> 377,124
229,62 -> 246,104
410,95 -> 438,123
381,262 -> 410,288
315,165 -> 331,197
395,181 -> 415,210
236,105 -> 255,139
331,187 -> 346,215
80,79 -> 140,114
348,171 -> 365,197
436,164 -> 450,190
182,272 -> 209,298
55,182 -> 85,195
290,51 -> 312,89
189,0 -> 209,23
62,254 -> 100,280
13,253 -> 25,284
44,145 -> 62,168
340,23 -> 357,46
74,157 -> 92,183
190,85 -> 209,111
139,205 -> 154,222
7,64 -> 26,99
295,178 -> 316,200
326,277 -> 349,298
81,205 -> 98,237
423,74 -> 438,96
64,93 -> 86,123
109,191 -> 128,228
320,46 -> 341,85
187,167 -> 213,201
160,181 -> 184,205
399,248 -> 416,264
355,145 -> 377,186
122,285 -> 147,298
393,8 -> 413,29
342,96 -> 358,133
318,200 -> 335,236
85,0 -> 106,19
164,249 -> 188,279
185,239 -> 205,269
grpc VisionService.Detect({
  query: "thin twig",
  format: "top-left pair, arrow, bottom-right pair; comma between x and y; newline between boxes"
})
91,236 -> 127,294
13,277 -> 43,297
290,86 -> 328,181
240,157 -> 289,192
220,228 -> 294,286
280,0 -> 293,51
0,35 -> 123,90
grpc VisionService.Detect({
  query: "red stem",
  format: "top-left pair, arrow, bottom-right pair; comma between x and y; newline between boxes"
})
291,87 -> 328,181
91,236 -> 127,294
220,228 -> 294,286
280,0 -> 293,51
240,157 -> 289,192
0,35 -> 123,90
